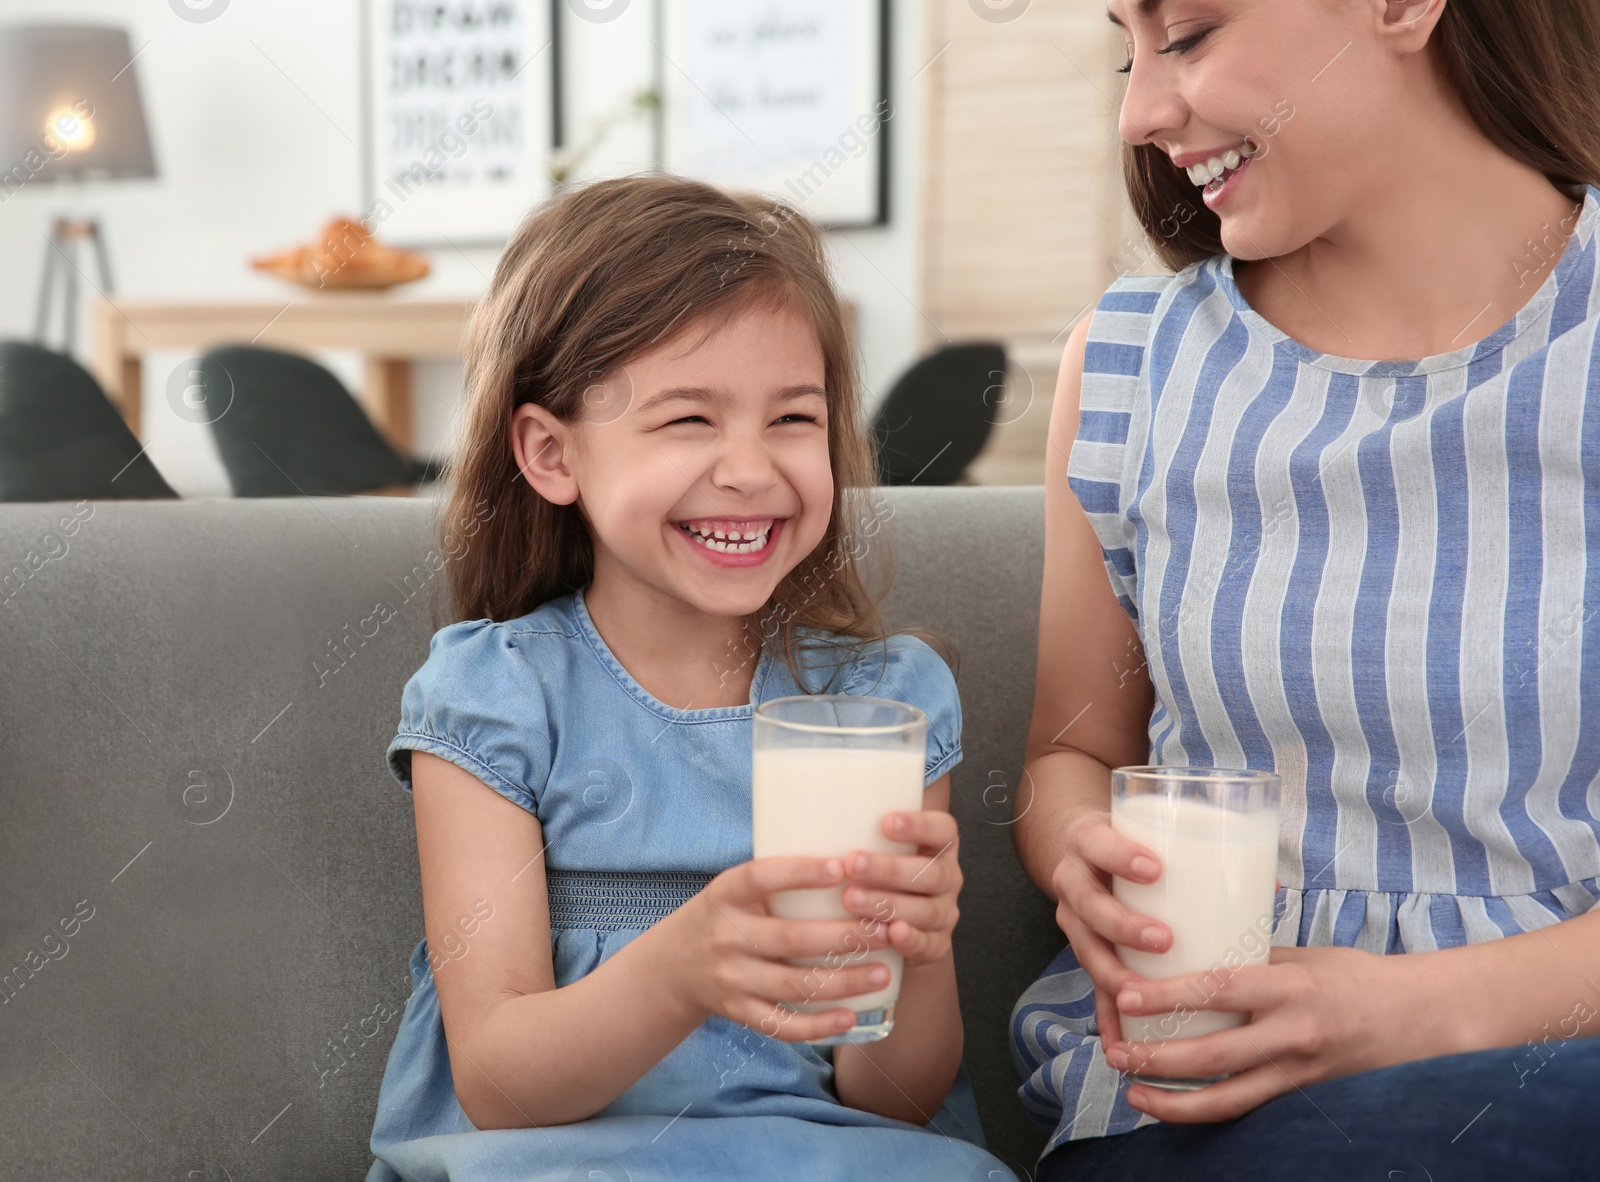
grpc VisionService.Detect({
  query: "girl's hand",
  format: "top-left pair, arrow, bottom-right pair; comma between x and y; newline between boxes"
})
840,810 -> 963,968
663,855 -> 896,1043
1049,807 -> 1170,1045
1103,944 -> 1422,1122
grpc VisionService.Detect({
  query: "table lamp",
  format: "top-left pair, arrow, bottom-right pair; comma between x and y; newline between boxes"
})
0,24 -> 158,355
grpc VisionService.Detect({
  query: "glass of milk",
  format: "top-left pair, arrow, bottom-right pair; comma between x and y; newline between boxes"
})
1110,765 -> 1282,1090
751,693 -> 928,1045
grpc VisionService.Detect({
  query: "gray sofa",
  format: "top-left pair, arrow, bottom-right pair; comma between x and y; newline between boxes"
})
0,485 -> 1063,1179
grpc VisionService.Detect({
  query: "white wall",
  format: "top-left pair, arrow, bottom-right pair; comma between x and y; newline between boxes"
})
0,0 -> 923,497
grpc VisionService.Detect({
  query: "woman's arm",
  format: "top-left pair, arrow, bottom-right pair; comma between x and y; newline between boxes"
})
410,751 -> 888,1129
1443,906 -> 1600,1056
1106,905 -> 1600,1123
832,774 -> 964,1123
1011,314 -> 1166,1045
1014,312 -> 1155,896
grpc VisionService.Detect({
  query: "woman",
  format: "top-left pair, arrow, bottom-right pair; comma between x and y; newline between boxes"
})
1010,0 -> 1600,1177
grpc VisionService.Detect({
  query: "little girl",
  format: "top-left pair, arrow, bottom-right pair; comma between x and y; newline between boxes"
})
363,175 -> 1016,1182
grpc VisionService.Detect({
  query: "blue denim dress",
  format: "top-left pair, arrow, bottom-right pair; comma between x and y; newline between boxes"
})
365,588 -> 1016,1181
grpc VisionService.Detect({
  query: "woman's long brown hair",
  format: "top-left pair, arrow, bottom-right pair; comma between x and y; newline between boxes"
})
426,174 -> 952,693
1125,0 -> 1600,272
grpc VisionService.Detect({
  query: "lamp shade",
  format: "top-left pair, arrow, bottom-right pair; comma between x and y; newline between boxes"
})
0,24 -> 157,189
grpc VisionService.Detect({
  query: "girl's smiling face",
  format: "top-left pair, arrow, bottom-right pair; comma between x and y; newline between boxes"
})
511,297 -> 835,624
1111,0 -> 1445,260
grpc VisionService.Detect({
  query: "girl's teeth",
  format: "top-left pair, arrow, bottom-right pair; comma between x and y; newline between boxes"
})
1222,148 -> 1241,170
680,523 -> 772,554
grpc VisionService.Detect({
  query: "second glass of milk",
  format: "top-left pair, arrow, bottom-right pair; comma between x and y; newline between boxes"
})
1110,765 -> 1282,1090
751,693 -> 928,1045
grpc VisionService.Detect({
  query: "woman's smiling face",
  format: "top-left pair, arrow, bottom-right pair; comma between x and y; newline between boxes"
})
1110,0 -> 1445,260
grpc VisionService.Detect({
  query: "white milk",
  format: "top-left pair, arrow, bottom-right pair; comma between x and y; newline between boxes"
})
751,746 -> 924,1013
1111,793 -> 1279,1042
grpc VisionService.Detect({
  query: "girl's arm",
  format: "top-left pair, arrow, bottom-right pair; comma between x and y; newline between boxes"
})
831,774 -> 963,1124
410,751 -> 889,1129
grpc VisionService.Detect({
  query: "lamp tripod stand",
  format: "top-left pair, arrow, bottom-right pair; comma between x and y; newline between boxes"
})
34,215 -> 114,356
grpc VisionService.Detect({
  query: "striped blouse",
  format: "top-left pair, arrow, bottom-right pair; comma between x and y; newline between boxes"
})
1010,183 -> 1600,1150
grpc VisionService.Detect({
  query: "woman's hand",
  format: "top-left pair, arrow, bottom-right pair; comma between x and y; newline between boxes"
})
840,809 -> 963,967
662,855 -> 896,1043
1103,944 -> 1430,1122
1049,807 -> 1171,1045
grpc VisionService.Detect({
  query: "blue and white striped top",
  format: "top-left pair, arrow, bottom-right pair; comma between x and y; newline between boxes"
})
1010,183 -> 1600,1150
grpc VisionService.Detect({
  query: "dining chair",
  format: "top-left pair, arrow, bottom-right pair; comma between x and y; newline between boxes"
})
0,339 -> 178,501
197,345 -> 445,497
871,342 -> 1007,485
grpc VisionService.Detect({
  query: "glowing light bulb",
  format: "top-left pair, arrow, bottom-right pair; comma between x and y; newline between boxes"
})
45,107 -> 95,151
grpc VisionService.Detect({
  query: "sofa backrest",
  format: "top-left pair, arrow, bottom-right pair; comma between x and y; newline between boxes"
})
0,486 -> 1059,1179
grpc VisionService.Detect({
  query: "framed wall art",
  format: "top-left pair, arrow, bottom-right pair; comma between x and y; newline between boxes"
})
361,0 -> 556,245
658,0 -> 890,228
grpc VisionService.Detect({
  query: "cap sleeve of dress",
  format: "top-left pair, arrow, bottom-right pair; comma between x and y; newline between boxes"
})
1067,273 -> 1174,623
840,634 -> 963,788
385,618 -> 546,816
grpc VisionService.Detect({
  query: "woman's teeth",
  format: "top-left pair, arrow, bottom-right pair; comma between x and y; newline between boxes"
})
1186,140 -> 1258,189
678,522 -> 772,554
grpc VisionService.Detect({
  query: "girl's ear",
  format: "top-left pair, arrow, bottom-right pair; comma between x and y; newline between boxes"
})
510,403 -> 581,505
1379,0 -> 1443,34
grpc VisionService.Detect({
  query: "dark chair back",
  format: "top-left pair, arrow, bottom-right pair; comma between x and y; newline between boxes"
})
872,342 -> 1007,485
199,345 -> 428,497
0,341 -> 177,501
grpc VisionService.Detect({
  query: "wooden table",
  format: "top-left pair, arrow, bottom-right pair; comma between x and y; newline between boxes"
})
91,293 -> 478,454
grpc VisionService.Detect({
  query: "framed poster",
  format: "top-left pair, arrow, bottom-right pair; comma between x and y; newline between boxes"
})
361,0 -> 556,245
659,0 -> 890,228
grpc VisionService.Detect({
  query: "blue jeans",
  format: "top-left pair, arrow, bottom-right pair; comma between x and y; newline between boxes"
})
1038,1042 -> 1600,1181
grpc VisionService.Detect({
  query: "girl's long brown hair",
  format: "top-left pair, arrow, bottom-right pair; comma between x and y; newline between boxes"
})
429,174 -> 951,692
1126,0 -> 1600,272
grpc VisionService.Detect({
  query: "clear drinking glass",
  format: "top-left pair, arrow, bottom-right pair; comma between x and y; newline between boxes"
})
751,693 -> 927,1045
1110,765 -> 1282,1090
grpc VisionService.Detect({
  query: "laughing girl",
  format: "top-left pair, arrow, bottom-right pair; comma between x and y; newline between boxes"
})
364,175 -> 1014,1182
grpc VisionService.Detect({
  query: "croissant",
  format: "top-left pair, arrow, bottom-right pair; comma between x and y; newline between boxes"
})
251,217 -> 430,289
